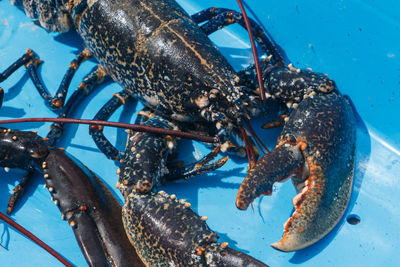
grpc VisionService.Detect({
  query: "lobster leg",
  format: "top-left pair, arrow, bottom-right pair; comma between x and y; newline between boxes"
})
0,49 -> 34,83
0,49 -> 92,112
89,90 -> 132,160
46,49 -> 93,109
47,65 -> 110,146
192,7 -> 283,64
117,110 -> 227,196
7,171 -> 34,214
163,146 -> 228,182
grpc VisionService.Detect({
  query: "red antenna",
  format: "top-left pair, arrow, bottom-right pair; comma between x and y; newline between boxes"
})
236,0 -> 271,165
236,0 -> 266,102
0,117 -> 219,144
0,212 -> 73,267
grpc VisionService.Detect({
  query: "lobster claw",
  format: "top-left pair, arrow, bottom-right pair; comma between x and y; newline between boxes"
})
122,190 -> 268,266
236,90 -> 356,252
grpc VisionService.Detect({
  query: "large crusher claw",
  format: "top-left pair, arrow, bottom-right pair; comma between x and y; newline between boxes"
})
236,65 -> 357,252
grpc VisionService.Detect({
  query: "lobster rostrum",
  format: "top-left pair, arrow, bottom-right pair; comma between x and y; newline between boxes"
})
1,0 -> 357,264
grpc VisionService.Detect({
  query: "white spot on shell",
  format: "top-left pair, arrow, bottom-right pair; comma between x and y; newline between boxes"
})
167,141 -> 174,150
143,94 -> 160,106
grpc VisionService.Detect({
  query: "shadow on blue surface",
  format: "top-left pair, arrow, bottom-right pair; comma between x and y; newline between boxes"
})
53,31 -> 85,52
3,73 -> 29,102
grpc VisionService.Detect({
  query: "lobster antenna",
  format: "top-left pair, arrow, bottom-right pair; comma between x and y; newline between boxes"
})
0,117 -> 219,144
244,119 -> 270,154
236,0 -> 266,102
0,212 -> 73,267
241,126 -> 256,169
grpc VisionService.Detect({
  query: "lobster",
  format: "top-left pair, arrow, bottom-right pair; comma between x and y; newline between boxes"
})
0,0 -> 357,265
0,126 -> 271,266
0,127 -> 145,266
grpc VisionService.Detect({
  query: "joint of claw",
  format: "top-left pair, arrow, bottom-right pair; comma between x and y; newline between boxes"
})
196,246 -> 205,256
81,49 -> 92,59
299,142 -> 307,151
51,99 -> 64,108
25,48 -> 33,55
69,62 -> 79,69
78,82 -> 87,90
49,123 -> 63,131
113,93 -> 126,104
89,124 -> 103,133
227,11 -> 234,24
95,65 -> 107,81
24,58 -> 42,68
68,220 -> 76,227
13,185 -> 22,192
220,242 -> 228,249
136,110 -> 152,119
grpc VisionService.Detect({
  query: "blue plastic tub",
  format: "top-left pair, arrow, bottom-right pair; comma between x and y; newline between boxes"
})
0,0 -> 399,266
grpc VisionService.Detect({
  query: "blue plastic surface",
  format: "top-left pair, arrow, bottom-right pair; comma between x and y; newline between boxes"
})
0,0 -> 399,266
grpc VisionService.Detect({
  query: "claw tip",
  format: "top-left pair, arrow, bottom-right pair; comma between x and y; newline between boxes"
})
235,198 -> 248,210
270,241 -> 289,252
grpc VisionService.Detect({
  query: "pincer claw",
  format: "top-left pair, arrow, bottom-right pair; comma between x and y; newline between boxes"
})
236,89 -> 356,252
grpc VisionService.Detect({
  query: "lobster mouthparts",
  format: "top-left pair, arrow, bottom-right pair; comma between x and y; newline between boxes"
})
236,92 -> 356,252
